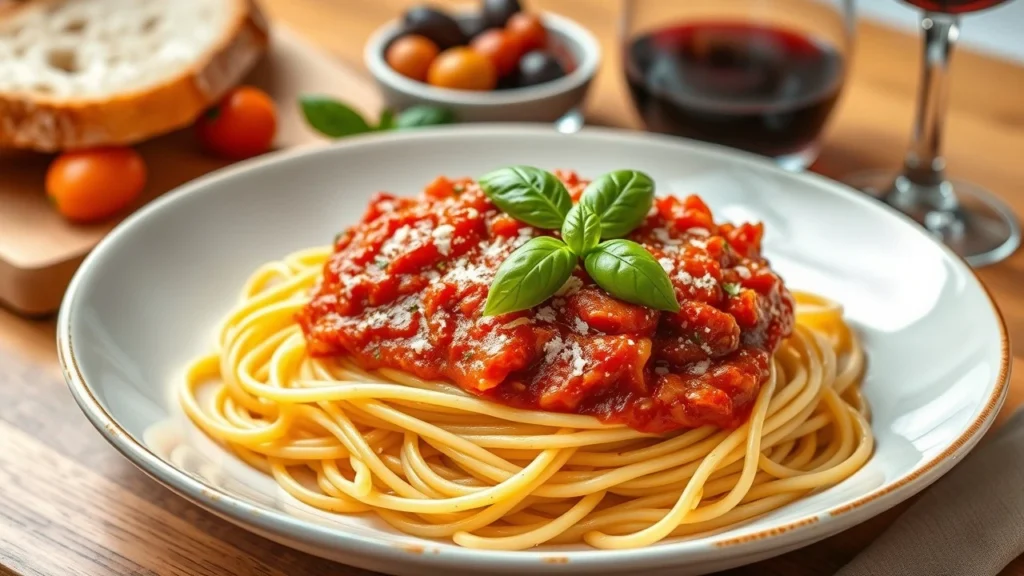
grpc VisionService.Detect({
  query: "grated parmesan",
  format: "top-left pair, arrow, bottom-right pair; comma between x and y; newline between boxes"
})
543,336 -> 564,363
535,306 -> 557,323
567,342 -> 587,376
573,317 -> 589,335
555,276 -> 584,297
688,359 -> 711,376
431,224 -> 455,256
658,257 -> 675,274
692,272 -> 717,291
652,228 -> 681,245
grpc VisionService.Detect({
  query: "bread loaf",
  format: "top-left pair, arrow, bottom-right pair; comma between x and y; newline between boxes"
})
0,0 -> 269,151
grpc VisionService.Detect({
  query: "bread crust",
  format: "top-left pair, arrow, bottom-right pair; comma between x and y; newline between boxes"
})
0,0 -> 270,152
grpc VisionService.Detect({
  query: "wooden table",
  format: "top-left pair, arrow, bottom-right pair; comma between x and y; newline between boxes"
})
2,1 -> 1023,574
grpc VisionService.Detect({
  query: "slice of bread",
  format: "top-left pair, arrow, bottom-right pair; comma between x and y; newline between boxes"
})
0,0 -> 269,151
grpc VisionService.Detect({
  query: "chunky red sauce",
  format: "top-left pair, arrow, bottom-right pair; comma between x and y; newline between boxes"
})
297,172 -> 794,433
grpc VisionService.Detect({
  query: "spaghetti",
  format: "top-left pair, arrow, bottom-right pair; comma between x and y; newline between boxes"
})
180,246 -> 872,551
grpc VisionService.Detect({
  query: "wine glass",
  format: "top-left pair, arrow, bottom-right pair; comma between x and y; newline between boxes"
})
844,0 -> 1020,267
620,0 -> 856,172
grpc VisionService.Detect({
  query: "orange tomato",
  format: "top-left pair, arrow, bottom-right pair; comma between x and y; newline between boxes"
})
46,147 -> 147,223
470,29 -> 521,77
196,86 -> 277,160
505,13 -> 547,53
427,47 -> 498,90
386,34 -> 440,81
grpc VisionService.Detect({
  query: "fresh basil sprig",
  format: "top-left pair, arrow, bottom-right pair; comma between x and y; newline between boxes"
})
580,170 -> 655,238
482,237 -> 576,317
300,95 -> 454,138
478,166 -> 572,230
481,166 -> 681,316
585,239 -> 679,312
394,105 -> 456,128
562,203 -> 601,256
299,95 -> 373,138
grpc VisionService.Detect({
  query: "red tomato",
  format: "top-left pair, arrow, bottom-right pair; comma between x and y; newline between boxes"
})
385,34 -> 440,81
195,86 -> 278,160
470,29 -> 521,77
427,47 -> 498,90
505,13 -> 547,53
46,147 -> 147,223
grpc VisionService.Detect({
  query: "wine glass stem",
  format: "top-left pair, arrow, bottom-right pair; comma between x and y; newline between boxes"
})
892,12 -> 961,213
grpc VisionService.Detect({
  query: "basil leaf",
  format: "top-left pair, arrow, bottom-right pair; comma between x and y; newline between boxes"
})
580,170 -> 656,238
377,108 -> 396,131
396,105 -> 456,129
723,282 -> 741,296
483,237 -> 576,316
478,166 -> 572,229
583,239 -> 680,312
562,203 -> 601,256
300,95 -> 372,138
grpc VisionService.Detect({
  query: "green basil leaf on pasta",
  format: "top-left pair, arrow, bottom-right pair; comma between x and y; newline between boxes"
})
580,169 -> 656,238
395,105 -> 456,129
483,237 -> 576,316
561,203 -> 602,256
299,95 -> 373,138
478,166 -> 572,230
584,239 -> 680,312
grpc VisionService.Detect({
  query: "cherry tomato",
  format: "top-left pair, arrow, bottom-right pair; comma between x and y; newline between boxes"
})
470,29 -> 521,78
46,147 -> 146,223
385,34 -> 440,81
427,47 -> 497,91
195,86 -> 277,160
505,12 -> 547,53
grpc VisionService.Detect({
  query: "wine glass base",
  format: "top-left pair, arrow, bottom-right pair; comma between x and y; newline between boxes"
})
844,170 -> 1021,267
555,108 -> 584,135
774,144 -> 821,173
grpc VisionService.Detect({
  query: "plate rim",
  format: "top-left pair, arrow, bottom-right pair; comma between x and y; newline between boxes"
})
56,125 -> 1011,570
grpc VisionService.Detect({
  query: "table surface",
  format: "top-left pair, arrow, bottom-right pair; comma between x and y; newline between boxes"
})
2,1 -> 1024,575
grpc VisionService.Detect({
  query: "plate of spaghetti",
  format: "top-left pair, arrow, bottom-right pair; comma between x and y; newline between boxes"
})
58,126 -> 1008,576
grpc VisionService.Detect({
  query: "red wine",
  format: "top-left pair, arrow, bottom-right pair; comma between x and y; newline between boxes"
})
901,0 -> 1009,13
625,23 -> 845,158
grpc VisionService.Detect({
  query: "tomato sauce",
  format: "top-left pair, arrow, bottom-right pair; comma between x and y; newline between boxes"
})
297,172 -> 794,433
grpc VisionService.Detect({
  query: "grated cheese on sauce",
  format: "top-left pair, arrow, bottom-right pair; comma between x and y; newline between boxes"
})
432,224 -> 456,256
555,276 -> 584,297
573,317 -> 589,335
693,272 -> 717,291
535,306 -> 557,323
543,335 -> 564,363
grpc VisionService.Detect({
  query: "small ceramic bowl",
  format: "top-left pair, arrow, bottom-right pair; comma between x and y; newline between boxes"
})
364,12 -> 600,123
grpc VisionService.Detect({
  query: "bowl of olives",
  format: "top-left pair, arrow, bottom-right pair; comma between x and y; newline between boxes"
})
364,0 -> 600,123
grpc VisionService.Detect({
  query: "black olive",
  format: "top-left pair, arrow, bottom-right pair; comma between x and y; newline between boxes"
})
515,50 -> 566,87
459,14 -> 488,40
402,6 -> 467,49
496,73 -> 520,90
482,0 -> 522,28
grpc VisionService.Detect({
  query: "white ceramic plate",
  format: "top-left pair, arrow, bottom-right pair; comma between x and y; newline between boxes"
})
58,126 -> 1009,576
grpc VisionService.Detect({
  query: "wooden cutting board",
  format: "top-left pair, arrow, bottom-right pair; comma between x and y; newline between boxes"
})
0,26 -> 382,316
